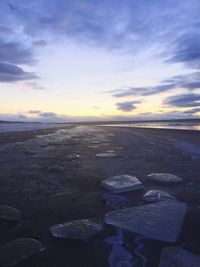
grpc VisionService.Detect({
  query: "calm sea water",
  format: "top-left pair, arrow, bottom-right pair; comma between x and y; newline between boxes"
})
0,122 -> 65,133
101,120 -> 200,131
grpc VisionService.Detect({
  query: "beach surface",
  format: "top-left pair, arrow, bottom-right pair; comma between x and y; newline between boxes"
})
0,125 -> 200,267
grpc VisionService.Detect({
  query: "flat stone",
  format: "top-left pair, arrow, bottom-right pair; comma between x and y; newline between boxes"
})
105,200 -> 187,242
143,190 -> 176,203
50,219 -> 103,241
96,153 -> 118,158
159,247 -> 200,267
147,173 -> 183,184
0,238 -> 45,266
102,174 -> 144,193
0,205 -> 22,221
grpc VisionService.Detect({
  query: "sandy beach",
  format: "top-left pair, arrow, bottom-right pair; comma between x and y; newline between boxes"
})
0,125 -> 200,266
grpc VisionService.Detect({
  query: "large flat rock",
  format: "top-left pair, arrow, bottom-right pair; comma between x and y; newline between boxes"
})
0,238 -> 45,266
147,173 -> 183,184
50,219 -> 103,241
102,174 -> 144,193
159,247 -> 200,267
0,205 -> 22,221
105,200 -> 187,242
143,190 -> 176,203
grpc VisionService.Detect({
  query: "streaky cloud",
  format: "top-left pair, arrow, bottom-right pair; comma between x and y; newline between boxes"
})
164,93 -> 200,108
0,62 -> 37,82
116,100 -> 141,112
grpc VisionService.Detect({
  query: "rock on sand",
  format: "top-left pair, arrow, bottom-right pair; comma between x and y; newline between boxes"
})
102,174 -> 144,193
159,247 -> 200,267
147,173 -> 183,184
50,219 -> 103,241
143,190 -> 176,203
0,238 -> 45,266
105,200 -> 187,242
0,205 -> 22,221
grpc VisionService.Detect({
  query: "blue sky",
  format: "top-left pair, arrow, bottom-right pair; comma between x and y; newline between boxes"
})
0,0 -> 200,122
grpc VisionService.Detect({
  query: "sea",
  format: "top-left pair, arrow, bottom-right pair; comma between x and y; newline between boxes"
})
0,122 -> 66,133
101,119 -> 200,131
0,119 -> 200,133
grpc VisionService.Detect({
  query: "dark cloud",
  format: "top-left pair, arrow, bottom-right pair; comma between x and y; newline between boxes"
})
33,40 -> 47,47
167,33 -> 200,68
0,39 -> 33,64
39,112 -> 57,117
183,108 -> 200,114
164,93 -> 200,108
0,62 -> 37,82
116,100 -> 141,112
111,72 -> 200,97
2,0 -> 200,53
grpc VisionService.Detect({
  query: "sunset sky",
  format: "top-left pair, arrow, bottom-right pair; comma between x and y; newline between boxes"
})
0,0 -> 200,122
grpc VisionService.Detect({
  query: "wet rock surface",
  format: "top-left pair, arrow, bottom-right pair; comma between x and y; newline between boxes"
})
0,205 -> 22,221
147,173 -> 183,184
0,238 -> 45,266
102,174 -> 144,193
143,190 -> 176,203
47,165 -> 65,173
159,247 -> 200,267
0,125 -> 200,266
50,219 -> 103,241
105,200 -> 187,242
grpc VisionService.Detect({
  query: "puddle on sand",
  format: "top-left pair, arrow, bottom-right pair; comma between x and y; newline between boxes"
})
105,229 -> 148,267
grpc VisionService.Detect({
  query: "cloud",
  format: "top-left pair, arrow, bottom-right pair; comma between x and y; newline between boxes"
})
116,100 -> 141,112
164,93 -> 200,108
2,0 -> 200,54
167,33 -> 200,69
39,112 -> 58,117
183,108 -> 200,114
28,110 -> 42,114
0,39 -> 33,64
111,72 -> 200,97
0,62 -> 37,82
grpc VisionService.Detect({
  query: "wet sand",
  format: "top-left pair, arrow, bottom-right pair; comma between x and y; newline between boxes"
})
0,125 -> 200,266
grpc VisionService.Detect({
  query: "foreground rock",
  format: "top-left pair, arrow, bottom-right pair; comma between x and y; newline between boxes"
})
105,200 -> 187,242
143,190 -> 176,203
102,174 -> 144,193
0,238 -> 45,266
159,247 -> 200,267
96,153 -> 118,158
147,173 -> 183,184
0,205 -> 22,221
50,219 -> 103,241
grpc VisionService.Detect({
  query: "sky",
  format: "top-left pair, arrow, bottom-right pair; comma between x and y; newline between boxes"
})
0,0 -> 200,122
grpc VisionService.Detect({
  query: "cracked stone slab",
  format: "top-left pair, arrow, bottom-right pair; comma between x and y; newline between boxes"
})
0,205 -> 22,221
143,190 -> 176,203
50,219 -> 103,241
102,174 -> 144,193
105,200 -> 187,242
147,173 -> 183,184
159,247 -> 200,267
0,238 -> 45,266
